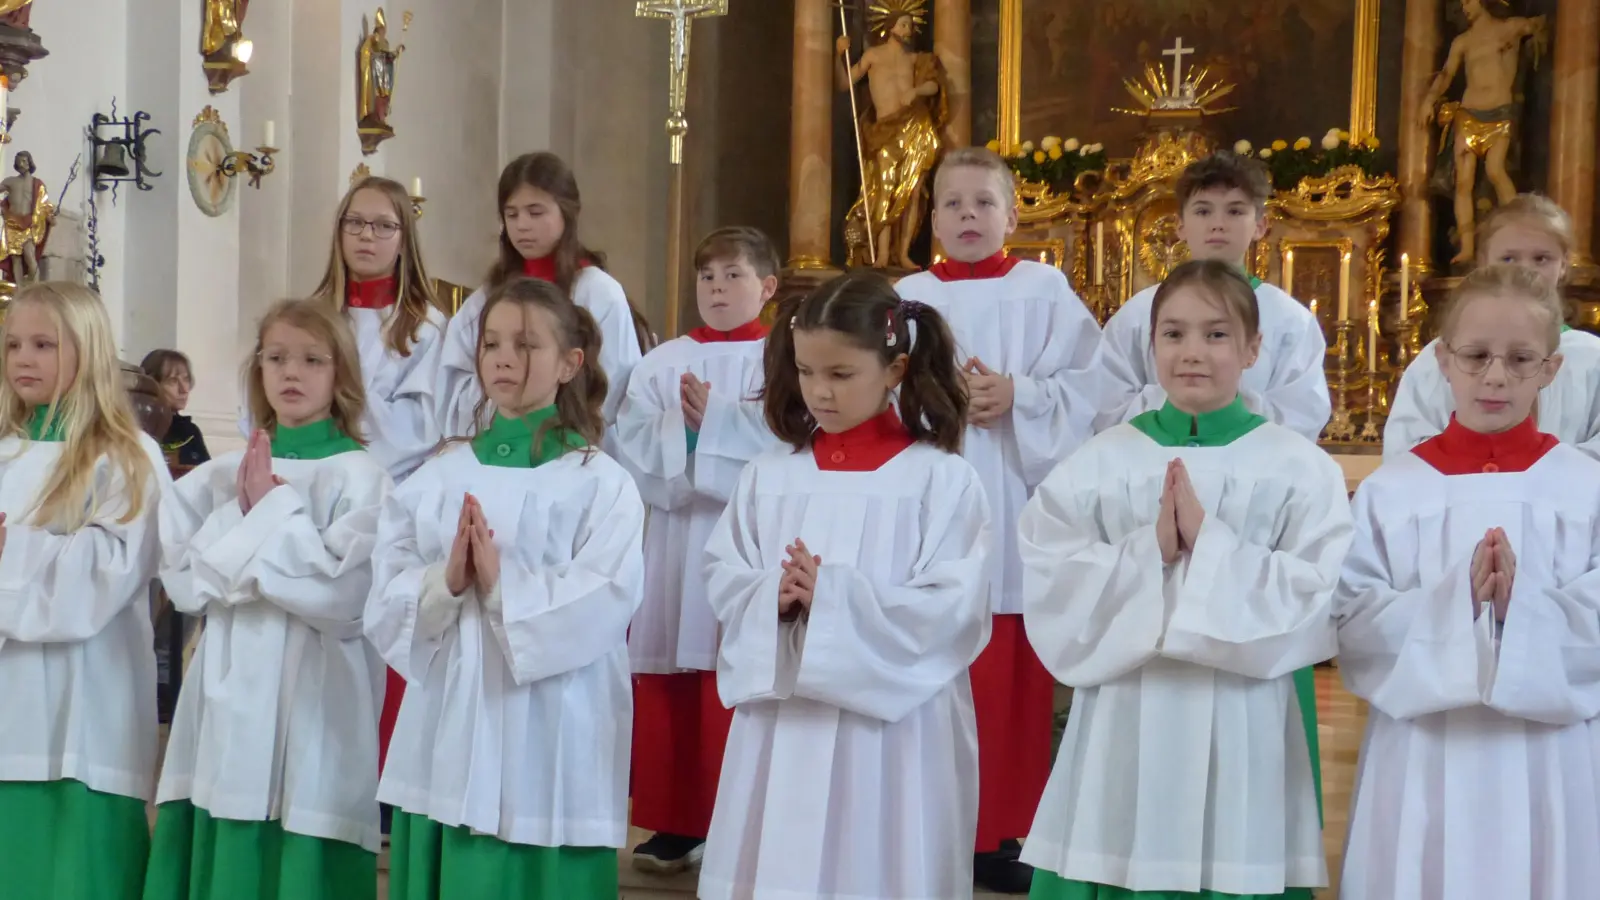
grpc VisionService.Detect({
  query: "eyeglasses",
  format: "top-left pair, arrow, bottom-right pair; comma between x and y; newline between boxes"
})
340,215 -> 401,239
259,351 -> 333,371
1442,342 -> 1552,379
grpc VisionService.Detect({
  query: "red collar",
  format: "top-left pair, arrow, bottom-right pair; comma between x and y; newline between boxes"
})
687,319 -> 769,343
929,251 -> 1020,282
347,276 -> 397,310
812,407 -> 914,471
522,255 -> 593,282
1412,414 -> 1558,475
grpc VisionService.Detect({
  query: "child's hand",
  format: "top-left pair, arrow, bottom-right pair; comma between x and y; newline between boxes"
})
963,357 -> 1014,429
1157,462 -> 1181,565
237,431 -> 279,514
1473,527 -> 1515,620
681,373 -> 711,432
467,494 -> 500,596
445,498 -> 475,597
1492,527 -> 1516,617
0,511 -> 9,559
780,538 -> 821,614
1171,460 -> 1205,549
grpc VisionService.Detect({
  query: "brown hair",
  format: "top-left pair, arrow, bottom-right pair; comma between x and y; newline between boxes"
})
472,276 -> 607,458
1176,151 -> 1272,213
485,152 -> 652,352
245,298 -> 369,441
1150,259 -> 1262,340
314,176 -> 444,358
694,226 -> 781,279
140,348 -> 193,386
933,146 -> 1018,201
1476,193 -> 1575,281
761,271 -> 967,453
1441,264 -> 1565,352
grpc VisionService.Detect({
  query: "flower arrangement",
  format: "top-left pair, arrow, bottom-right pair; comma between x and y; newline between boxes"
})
987,136 -> 1108,192
1234,128 -> 1387,191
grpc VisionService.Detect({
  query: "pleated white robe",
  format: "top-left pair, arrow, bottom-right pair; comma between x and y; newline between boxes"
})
1383,330 -> 1600,460
699,444 -> 993,900
156,451 -> 391,851
1017,423 -> 1350,894
612,335 -> 778,673
0,435 -> 167,803
1093,283 -> 1331,442
1335,448 -> 1600,900
365,444 -> 646,848
895,261 -> 1103,614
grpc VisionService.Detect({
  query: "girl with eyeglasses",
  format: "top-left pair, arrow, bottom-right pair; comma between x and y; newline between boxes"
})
1386,194 -> 1600,459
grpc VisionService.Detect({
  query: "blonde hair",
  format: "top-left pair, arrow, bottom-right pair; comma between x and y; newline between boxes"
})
1149,259 -> 1262,341
313,176 -> 446,358
1441,264 -> 1564,352
933,146 -> 1017,202
0,283 -> 154,530
244,298 -> 369,440
1476,194 -> 1575,281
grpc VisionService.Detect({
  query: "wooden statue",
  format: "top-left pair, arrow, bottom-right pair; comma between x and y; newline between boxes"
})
356,7 -> 408,155
1421,0 -> 1546,265
0,150 -> 51,285
836,0 -> 948,271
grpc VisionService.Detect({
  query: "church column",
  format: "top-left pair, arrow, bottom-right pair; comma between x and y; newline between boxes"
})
1396,0 -> 1441,273
787,0 -> 833,270
1549,0 -> 1599,267
934,0 -> 971,147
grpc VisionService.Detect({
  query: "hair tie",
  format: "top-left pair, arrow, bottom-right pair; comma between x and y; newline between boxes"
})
790,314 -> 797,330
885,308 -> 898,347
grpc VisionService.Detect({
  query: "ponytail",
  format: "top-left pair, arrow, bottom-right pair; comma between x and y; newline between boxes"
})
760,293 -> 809,447
554,303 -> 609,450
893,300 -> 967,453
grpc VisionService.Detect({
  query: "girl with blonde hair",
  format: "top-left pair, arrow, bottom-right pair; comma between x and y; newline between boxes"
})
0,281 -> 166,900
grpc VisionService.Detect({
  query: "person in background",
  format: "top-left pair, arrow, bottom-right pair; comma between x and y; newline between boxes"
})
142,349 -> 210,469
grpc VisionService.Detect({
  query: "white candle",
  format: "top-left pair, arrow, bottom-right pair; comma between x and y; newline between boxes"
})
1094,221 -> 1105,285
411,177 -> 423,197
1338,251 -> 1352,321
1283,249 -> 1294,294
1399,253 -> 1410,322
1309,297 -> 1318,320
262,120 -> 275,148
1368,300 -> 1379,373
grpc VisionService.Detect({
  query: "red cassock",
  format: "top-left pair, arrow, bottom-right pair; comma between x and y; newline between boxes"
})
630,671 -> 735,836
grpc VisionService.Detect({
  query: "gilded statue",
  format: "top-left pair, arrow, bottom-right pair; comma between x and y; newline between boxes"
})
0,0 -> 33,29
1421,0 -> 1546,264
836,1 -> 948,270
201,0 -> 247,57
0,151 -> 52,284
356,8 -> 408,155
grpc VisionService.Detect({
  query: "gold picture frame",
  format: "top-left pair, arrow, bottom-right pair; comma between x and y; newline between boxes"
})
996,0 -> 1381,152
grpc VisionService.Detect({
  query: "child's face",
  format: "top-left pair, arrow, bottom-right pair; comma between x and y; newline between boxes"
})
931,166 -> 1017,263
1152,286 -> 1261,415
4,301 -> 76,407
159,363 -> 192,412
793,327 -> 905,435
502,184 -> 565,261
697,253 -> 776,332
1176,187 -> 1268,266
260,321 -> 336,429
341,187 -> 404,281
1436,291 -> 1562,434
1483,220 -> 1568,288
479,301 -> 581,419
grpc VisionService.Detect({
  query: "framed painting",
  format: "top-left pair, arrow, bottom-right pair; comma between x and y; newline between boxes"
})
993,0 -> 1381,156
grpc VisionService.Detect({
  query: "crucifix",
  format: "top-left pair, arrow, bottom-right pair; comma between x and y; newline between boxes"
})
1162,37 -> 1194,92
637,0 -> 729,338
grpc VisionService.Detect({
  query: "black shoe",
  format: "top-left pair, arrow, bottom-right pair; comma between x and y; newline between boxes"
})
974,839 -> 1034,894
631,831 -> 706,874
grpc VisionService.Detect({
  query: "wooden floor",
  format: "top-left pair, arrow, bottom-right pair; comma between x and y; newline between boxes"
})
372,667 -> 1366,899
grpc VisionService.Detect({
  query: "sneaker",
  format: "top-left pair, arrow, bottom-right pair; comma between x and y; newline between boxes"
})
974,839 -> 1034,894
631,832 -> 707,874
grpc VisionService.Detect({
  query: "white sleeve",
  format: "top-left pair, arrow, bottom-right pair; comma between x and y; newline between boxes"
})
488,469 -> 645,685
159,461 -> 240,617
791,472 -> 992,721
1246,313 -> 1330,443
1091,305 -> 1161,433
1560,355 -> 1600,463
0,451 -> 162,643
1160,456 -> 1349,678
363,322 -> 446,479
185,467 -> 390,639
365,480 -> 452,682
692,368 -> 776,504
1381,347 -> 1451,459
436,289 -> 486,440
1009,280 -> 1105,487
1487,520 -> 1600,726
577,275 -> 644,426
612,360 -> 694,511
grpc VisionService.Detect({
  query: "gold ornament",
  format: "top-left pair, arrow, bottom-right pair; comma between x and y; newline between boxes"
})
866,0 -> 928,40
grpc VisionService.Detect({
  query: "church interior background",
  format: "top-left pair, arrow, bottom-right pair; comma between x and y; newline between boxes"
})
4,0 -> 1598,896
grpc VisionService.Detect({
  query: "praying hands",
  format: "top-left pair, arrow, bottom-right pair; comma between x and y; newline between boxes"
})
1155,458 -> 1206,566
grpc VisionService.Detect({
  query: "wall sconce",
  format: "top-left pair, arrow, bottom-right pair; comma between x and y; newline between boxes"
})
409,176 -> 424,219
88,100 -> 162,195
220,119 -> 278,189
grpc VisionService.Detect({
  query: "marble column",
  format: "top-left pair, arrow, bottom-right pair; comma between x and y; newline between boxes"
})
787,0 -> 833,270
1550,0 -> 1600,267
934,0 -> 971,147
1397,0 -> 1441,273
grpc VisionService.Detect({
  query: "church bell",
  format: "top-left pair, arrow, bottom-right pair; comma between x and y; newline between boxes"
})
95,143 -> 130,179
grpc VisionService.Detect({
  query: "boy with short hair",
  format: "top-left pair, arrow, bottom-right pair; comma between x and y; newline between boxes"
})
1095,152 -> 1331,442
896,146 -> 1104,894
612,226 -> 783,874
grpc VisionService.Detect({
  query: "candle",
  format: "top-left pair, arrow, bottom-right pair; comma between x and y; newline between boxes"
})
262,120 -> 275,148
1283,249 -> 1294,293
1338,251 -> 1352,320
1309,297 -> 1318,320
1038,251 -> 1046,263
1368,299 -> 1379,374
1399,253 -> 1410,322
1094,221 -> 1105,286
411,177 -> 423,197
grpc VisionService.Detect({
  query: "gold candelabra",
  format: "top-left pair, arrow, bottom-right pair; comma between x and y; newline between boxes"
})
222,145 -> 277,189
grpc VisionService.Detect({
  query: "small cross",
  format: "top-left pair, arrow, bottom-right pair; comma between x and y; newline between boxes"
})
1162,37 -> 1195,91
636,0 -> 729,163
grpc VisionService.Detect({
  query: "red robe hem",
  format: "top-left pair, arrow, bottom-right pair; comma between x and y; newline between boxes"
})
971,613 -> 1055,852
630,670 -> 735,838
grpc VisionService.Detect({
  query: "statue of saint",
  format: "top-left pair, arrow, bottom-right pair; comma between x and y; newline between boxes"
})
836,7 -> 948,270
0,0 -> 34,30
201,0 -> 248,59
0,150 -> 51,284
1421,0 -> 1546,264
356,8 -> 405,151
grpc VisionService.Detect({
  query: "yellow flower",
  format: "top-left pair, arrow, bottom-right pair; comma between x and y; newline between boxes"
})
1271,139 -> 1288,151
1033,150 -> 1047,164
1294,137 -> 1312,151
986,139 -> 1001,153
1364,135 -> 1380,150
1048,147 -> 1063,160
1337,129 -> 1351,142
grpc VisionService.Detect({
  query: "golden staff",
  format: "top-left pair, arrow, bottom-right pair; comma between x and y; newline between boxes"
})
835,2 -> 877,267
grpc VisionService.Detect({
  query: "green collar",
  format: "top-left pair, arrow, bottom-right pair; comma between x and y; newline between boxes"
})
1562,324 -> 1573,333
1249,275 -> 1264,289
472,407 -> 588,468
27,405 -> 64,442
270,418 -> 362,460
1130,396 -> 1266,447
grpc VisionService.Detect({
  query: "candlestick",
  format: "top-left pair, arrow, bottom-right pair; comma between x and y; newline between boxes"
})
1368,299 -> 1378,374
1309,297 -> 1318,320
411,177 -> 423,197
1094,221 -> 1105,286
1338,251 -> 1352,321
1283,249 -> 1294,293
1399,253 -> 1410,322
262,120 -> 275,148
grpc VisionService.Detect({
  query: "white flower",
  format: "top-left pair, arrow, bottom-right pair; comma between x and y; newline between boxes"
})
1081,145 -> 1093,156
1260,148 -> 1273,159
1087,143 -> 1103,154
1040,135 -> 1062,151
1326,126 -> 1342,137
1020,140 -> 1035,153
1063,138 -> 1081,152
1321,132 -> 1341,150
1234,139 -> 1252,155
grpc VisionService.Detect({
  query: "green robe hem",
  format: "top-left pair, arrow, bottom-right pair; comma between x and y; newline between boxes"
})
142,799 -> 376,900
0,778 -> 150,900
1030,870 -> 1316,900
389,811 -> 618,900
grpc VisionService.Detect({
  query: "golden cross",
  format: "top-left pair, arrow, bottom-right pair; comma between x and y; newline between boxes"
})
636,0 -> 729,164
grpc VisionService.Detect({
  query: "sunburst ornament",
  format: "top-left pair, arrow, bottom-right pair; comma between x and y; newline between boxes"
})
1113,61 -> 1237,117
867,0 -> 928,40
